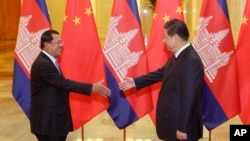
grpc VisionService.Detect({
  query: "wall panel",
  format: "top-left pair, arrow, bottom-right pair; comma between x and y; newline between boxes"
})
0,0 -> 20,41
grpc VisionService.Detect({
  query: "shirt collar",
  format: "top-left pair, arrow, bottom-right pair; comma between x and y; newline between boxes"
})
41,50 -> 57,65
174,42 -> 190,58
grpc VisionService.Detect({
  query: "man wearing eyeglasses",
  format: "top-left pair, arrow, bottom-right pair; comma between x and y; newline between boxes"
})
30,30 -> 111,141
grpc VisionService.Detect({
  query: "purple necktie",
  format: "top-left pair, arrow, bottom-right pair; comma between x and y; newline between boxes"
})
55,61 -> 61,74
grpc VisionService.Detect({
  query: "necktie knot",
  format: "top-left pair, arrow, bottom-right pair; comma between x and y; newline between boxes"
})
172,56 -> 177,64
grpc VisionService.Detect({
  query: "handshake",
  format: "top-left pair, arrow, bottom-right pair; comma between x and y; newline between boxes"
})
92,77 -> 136,97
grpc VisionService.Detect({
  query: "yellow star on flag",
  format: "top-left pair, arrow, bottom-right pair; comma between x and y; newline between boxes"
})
85,7 -> 92,16
176,6 -> 182,15
73,16 -> 80,25
153,13 -> 157,19
64,15 -> 68,22
242,15 -> 248,25
162,14 -> 170,23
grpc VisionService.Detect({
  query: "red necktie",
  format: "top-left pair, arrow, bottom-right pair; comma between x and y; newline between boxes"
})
172,56 -> 176,64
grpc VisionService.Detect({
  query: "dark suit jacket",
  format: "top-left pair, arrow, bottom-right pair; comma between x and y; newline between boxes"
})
134,45 -> 204,141
30,52 -> 92,136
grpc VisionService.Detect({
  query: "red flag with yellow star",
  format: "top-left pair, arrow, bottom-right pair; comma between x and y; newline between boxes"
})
59,0 -> 109,130
146,0 -> 184,125
236,0 -> 250,124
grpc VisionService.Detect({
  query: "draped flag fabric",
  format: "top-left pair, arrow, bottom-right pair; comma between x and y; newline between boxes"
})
193,0 -> 240,130
12,0 -> 51,117
103,0 -> 152,129
59,0 -> 109,130
146,0 -> 184,125
236,0 -> 250,124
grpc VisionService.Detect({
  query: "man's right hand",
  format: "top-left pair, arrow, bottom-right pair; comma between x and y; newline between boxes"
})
92,80 -> 111,97
119,77 -> 135,91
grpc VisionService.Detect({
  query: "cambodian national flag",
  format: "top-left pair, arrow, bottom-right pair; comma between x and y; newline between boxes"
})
103,0 -> 153,129
193,0 -> 240,130
12,0 -> 51,118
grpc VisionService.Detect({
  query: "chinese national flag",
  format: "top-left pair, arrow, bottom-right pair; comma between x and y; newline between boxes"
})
13,0 -> 51,118
59,0 -> 109,130
146,0 -> 184,125
103,0 -> 152,129
193,0 -> 240,130
236,0 -> 250,124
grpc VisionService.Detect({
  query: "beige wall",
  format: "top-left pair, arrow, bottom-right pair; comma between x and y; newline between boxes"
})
0,0 -> 20,40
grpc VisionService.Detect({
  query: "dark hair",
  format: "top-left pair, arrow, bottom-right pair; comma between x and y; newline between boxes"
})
164,19 -> 189,40
40,30 -> 59,49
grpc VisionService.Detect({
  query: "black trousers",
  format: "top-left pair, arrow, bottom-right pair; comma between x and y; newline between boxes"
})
35,134 -> 67,141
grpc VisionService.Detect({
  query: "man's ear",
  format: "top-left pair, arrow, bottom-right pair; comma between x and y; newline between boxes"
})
173,34 -> 179,42
44,42 -> 50,46
43,42 -> 50,50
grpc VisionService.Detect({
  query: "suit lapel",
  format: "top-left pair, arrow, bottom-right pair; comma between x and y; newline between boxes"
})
40,52 -> 64,76
161,56 -> 177,85
161,46 -> 192,86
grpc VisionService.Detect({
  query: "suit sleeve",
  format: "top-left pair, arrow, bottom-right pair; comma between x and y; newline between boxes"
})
134,66 -> 165,89
38,60 -> 92,95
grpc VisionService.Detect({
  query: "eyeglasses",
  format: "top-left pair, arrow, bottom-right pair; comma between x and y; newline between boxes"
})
49,40 -> 64,45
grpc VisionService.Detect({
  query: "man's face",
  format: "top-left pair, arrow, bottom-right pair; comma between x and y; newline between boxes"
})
163,29 -> 175,52
45,34 -> 63,58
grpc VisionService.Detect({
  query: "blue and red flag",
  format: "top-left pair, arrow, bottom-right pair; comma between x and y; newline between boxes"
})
103,0 -> 152,129
12,0 -> 51,117
59,0 -> 109,130
146,0 -> 184,125
236,0 -> 250,124
193,0 -> 240,130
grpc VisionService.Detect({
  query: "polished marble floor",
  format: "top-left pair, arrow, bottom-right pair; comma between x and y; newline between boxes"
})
0,41 -> 241,141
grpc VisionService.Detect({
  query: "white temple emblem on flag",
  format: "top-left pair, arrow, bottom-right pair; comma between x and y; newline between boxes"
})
193,16 -> 233,83
15,15 -> 48,73
103,16 -> 143,81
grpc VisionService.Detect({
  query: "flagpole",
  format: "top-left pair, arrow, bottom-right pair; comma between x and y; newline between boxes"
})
81,126 -> 84,141
123,128 -> 126,141
208,130 -> 211,141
